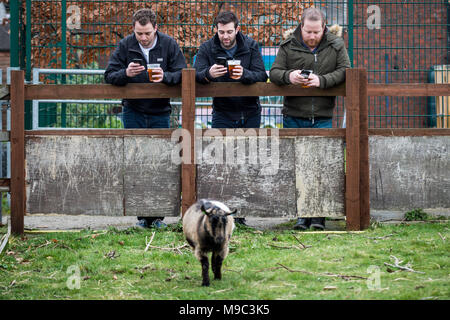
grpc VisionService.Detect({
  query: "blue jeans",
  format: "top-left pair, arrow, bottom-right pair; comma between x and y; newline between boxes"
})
212,111 -> 261,129
122,106 -> 170,129
122,106 -> 168,223
283,115 -> 332,128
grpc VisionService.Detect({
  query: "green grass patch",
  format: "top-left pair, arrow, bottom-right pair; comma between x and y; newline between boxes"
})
0,221 -> 449,300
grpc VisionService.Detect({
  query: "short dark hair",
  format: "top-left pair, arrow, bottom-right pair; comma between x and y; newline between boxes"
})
132,8 -> 157,28
214,11 -> 239,29
301,7 -> 326,27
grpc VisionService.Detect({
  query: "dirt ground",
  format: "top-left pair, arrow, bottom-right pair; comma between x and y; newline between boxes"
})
2,210 -> 448,231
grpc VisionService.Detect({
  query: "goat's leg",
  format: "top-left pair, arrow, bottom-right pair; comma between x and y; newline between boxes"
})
196,249 -> 210,286
212,252 -> 223,280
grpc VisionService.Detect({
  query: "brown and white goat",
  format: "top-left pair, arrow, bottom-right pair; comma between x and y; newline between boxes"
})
183,199 -> 236,286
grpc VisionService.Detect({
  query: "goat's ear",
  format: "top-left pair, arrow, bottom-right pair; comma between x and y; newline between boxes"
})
201,201 -> 213,216
226,208 -> 237,216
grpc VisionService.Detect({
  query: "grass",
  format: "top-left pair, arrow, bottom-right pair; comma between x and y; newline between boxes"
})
0,220 -> 449,300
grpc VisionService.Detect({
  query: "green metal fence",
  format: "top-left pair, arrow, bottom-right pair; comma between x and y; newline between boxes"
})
10,0 -> 450,129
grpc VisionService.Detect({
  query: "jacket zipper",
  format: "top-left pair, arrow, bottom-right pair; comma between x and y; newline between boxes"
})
312,53 -> 317,124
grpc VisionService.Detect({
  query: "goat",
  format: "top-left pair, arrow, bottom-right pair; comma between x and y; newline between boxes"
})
183,199 -> 236,286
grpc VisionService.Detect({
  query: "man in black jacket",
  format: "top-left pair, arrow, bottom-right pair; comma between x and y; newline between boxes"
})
105,8 -> 187,228
194,11 -> 268,226
194,11 -> 268,129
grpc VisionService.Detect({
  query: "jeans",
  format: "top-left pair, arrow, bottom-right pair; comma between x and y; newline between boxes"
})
283,115 -> 332,129
212,110 -> 261,129
122,106 -> 170,129
122,106 -> 168,223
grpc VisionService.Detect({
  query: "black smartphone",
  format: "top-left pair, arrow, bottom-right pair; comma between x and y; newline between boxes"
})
300,69 -> 312,78
215,57 -> 228,67
132,58 -> 145,67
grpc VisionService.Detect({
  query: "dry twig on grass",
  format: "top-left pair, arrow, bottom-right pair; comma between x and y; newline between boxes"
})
0,219 -> 11,256
384,255 -> 425,274
144,232 -> 189,254
276,263 -> 368,281
292,235 -> 312,249
367,234 -> 395,240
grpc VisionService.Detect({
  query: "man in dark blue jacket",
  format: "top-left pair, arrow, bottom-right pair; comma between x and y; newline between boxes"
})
105,8 -> 187,228
194,11 -> 268,129
194,11 -> 267,226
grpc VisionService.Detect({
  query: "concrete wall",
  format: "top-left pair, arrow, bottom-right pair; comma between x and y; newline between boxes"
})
24,135 -> 449,217
370,136 -> 450,211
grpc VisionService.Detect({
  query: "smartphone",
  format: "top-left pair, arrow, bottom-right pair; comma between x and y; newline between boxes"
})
215,57 -> 228,67
300,69 -> 312,78
132,58 -> 145,67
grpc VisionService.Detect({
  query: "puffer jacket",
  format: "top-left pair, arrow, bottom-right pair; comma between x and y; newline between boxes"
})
269,25 -> 351,119
104,31 -> 187,115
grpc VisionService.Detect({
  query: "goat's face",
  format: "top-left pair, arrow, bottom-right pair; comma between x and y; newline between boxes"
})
201,201 -> 236,245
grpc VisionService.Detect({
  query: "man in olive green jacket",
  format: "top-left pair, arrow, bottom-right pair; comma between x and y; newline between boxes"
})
269,7 -> 350,230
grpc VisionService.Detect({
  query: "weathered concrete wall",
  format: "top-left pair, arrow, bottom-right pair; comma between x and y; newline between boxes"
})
370,136 -> 450,211
26,134 -> 448,218
26,136 -> 180,216
197,136 -> 345,218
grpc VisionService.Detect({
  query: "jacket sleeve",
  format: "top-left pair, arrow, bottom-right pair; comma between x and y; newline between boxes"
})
162,40 -> 187,86
269,45 -> 296,85
318,43 -> 351,89
240,42 -> 268,84
194,43 -> 214,84
104,41 -> 129,86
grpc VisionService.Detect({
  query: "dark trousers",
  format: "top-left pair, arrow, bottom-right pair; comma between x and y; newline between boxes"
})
122,106 -> 169,222
211,110 -> 261,129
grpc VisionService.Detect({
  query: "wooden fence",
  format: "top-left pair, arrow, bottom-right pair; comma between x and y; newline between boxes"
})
3,68 -> 450,234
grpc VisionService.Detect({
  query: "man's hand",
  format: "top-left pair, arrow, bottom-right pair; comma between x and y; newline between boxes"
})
229,65 -> 243,80
150,67 -> 164,83
289,70 -> 320,87
126,62 -> 145,78
208,64 -> 228,78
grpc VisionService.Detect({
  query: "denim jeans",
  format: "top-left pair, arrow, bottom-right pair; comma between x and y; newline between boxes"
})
122,106 -> 168,223
122,106 -> 170,129
212,110 -> 261,129
283,115 -> 332,129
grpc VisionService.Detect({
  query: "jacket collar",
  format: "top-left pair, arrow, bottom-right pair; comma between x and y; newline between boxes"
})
128,31 -> 162,55
212,31 -> 249,57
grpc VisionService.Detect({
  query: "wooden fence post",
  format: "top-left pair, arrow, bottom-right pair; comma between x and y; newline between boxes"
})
10,70 -> 25,235
345,69 -> 361,230
359,69 -> 370,230
181,68 -> 196,216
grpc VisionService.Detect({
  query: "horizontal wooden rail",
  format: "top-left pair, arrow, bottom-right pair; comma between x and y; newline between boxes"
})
368,83 -> 450,96
25,129 -> 175,137
196,82 -> 346,97
0,178 -> 10,192
369,128 -> 450,136
19,82 -> 450,100
24,83 -> 182,100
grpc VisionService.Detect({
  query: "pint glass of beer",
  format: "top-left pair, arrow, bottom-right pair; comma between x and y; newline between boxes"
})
227,60 -> 241,79
147,64 -> 160,82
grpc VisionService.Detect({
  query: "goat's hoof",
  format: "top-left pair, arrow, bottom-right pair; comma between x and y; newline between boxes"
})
202,282 -> 210,287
